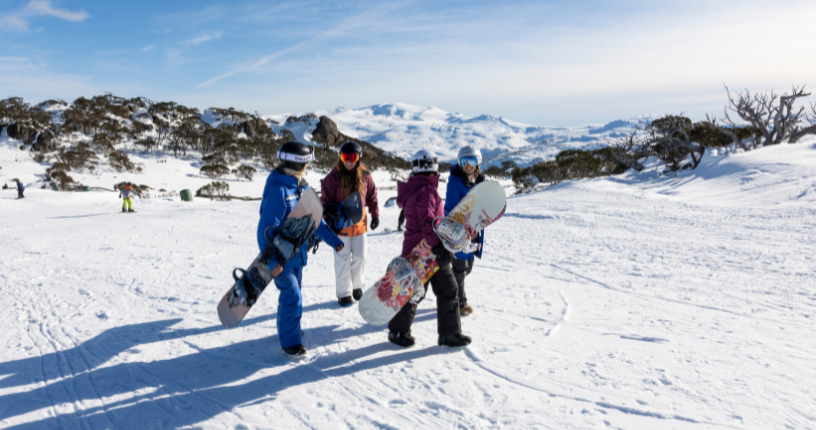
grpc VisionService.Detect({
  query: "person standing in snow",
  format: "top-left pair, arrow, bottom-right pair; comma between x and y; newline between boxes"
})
387,149 -> 472,348
320,141 -> 380,307
14,179 -> 25,199
258,141 -> 345,358
119,182 -> 135,212
444,146 -> 486,316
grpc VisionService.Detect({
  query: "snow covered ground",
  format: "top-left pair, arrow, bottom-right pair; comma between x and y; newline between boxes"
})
1,137 -> 815,429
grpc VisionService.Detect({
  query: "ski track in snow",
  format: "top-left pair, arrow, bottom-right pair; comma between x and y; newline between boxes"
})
2,140 -> 816,429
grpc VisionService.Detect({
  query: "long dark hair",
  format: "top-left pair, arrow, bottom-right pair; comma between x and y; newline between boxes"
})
338,161 -> 366,198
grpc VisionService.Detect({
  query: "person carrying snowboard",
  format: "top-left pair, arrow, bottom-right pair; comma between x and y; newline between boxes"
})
388,149 -> 471,348
320,141 -> 380,307
119,182 -> 135,212
14,179 -> 24,199
445,146 -> 486,316
259,141 -> 345,358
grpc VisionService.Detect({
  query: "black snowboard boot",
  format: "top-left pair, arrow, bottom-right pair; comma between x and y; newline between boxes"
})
338,296 -> 354,307
122,208 -> 126,213
128,209 -> 135,213
388,331 -> 416,348
282,344 -> 307,358
353,289 -> 363,301
438,333 -> 472,347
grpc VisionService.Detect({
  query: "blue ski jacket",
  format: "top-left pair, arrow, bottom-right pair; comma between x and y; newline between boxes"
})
444,165 -> 485,261
16,181 -> 24,192
257,168 -> 343,271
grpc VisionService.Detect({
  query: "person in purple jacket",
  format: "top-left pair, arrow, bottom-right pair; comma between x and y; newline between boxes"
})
320,142 -> 379,307
387,149 -> 472,348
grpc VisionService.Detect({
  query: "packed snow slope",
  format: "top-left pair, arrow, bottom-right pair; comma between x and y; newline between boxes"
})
266,103 -> 652,166
1,139 -> 815,429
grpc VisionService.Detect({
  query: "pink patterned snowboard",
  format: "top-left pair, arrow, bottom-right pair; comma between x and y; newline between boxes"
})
358,181 -> 506,326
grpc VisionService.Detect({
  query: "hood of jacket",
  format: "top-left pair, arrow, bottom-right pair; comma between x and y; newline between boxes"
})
397,174 -> 439,209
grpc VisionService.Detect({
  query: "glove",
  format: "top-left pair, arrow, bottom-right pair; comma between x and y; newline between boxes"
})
431,242 -> 452,266
370,217 -> 380,231
324,203 -> 338,217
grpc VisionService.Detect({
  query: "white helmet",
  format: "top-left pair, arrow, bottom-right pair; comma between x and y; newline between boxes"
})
457,146 -> 482,165
411,149 -> 438,173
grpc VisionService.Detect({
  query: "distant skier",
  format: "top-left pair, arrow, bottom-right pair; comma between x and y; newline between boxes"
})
259,141 -> 345,358
14,179 -> 24,199
119,182 -> 135,212
388,149 -> 471,348
445,146 -> 486,316
320,141 -> 380,307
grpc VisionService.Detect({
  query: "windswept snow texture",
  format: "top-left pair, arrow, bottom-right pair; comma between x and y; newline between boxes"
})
265,103 -> 654,166
1,135 -> 816,429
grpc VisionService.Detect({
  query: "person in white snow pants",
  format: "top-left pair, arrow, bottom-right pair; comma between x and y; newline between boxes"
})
320,141 -> 380,307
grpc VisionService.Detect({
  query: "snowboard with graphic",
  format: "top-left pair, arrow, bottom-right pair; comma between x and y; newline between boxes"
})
358,181 -> 506,326
217,188 -> 323,328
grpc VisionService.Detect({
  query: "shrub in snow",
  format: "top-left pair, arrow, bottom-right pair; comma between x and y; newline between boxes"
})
196,181 -> 230,200
232,165 -> 256,181
200,164 -> 230,179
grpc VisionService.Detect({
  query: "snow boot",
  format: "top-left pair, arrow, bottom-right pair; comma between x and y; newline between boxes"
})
128,209 -> 135,213
460,304 -> 474,316
438,333 -> 472,348
122,208 -> 126,213
353,288 -> 363,301
388,331 -> 415,348
338,296 -> 354,307
282,344 -> 307,358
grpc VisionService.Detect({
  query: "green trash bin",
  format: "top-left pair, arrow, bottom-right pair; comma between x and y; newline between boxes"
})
180,189 -> 193,202
51,183 -> 59,191
82,185 -> 90,192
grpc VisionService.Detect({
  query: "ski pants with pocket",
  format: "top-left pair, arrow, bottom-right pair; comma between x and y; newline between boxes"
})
122,197 -> 132,211
274,266 -> 304,349
388,263 -> 462,337
17,190 -> 24,198
452,257 -> 475,307
333,234 -> 367,299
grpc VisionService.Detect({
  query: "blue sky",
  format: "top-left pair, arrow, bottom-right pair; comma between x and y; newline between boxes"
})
1,0 -> 814,126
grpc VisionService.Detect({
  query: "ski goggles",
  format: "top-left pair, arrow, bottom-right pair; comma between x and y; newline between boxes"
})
459,156 -> 480,167
340,152 -> 360,163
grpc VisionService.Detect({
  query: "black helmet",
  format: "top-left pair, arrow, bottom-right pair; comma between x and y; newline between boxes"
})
340,141 -> 362,156
278,141 -> 315,163
126,181 -> 131,186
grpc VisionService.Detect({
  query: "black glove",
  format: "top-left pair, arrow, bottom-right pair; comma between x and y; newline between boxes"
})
324,203 -> 338,217
431,242 -> 452,266
370,217 -> 380,231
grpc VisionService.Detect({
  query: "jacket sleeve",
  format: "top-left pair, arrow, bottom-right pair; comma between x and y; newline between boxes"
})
316,218 -> 344,249
416,186 -> 441,248
443,177 -> 462,216
319,173 -> 336,222
365,175 -> 379,219
257,185 -> 288,269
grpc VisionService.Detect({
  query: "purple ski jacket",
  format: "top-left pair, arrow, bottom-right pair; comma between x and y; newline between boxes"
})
396,174 -> 443,257
320,166 -> 379,237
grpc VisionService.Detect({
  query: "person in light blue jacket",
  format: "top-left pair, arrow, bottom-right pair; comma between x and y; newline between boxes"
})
444,146 -> 486,316
258,141 -> 345,358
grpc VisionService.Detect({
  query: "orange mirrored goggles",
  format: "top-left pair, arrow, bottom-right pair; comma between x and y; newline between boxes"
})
340,152 -> 359,163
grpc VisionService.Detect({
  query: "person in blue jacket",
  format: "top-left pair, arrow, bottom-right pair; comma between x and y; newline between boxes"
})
444,146 -> 486,316
15,179 -> 25,199
258,141 -> 345,358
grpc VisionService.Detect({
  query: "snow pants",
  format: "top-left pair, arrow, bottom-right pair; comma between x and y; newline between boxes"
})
334,234 -> 367,299
452,257 -> 475,307
17,190 -> 24,198
274,266 -> 304,349
388,263 -> 462,337
122,198 -> 133,211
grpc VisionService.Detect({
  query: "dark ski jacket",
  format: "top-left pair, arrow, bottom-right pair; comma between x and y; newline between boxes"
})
444,165 -> 485,260
319,166 -> 379,237
396,174 -> 443,257
16,181 -> 24,192
258,168 -> 343,270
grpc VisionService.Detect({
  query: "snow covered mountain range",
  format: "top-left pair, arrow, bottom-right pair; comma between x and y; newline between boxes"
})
266,103 -> 653,166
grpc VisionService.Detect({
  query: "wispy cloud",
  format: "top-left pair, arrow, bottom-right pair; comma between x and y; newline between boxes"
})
179,30 -> 223,46
0,0 -> 89,32
141,45 -> 156,52
25,1 -> 89,22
